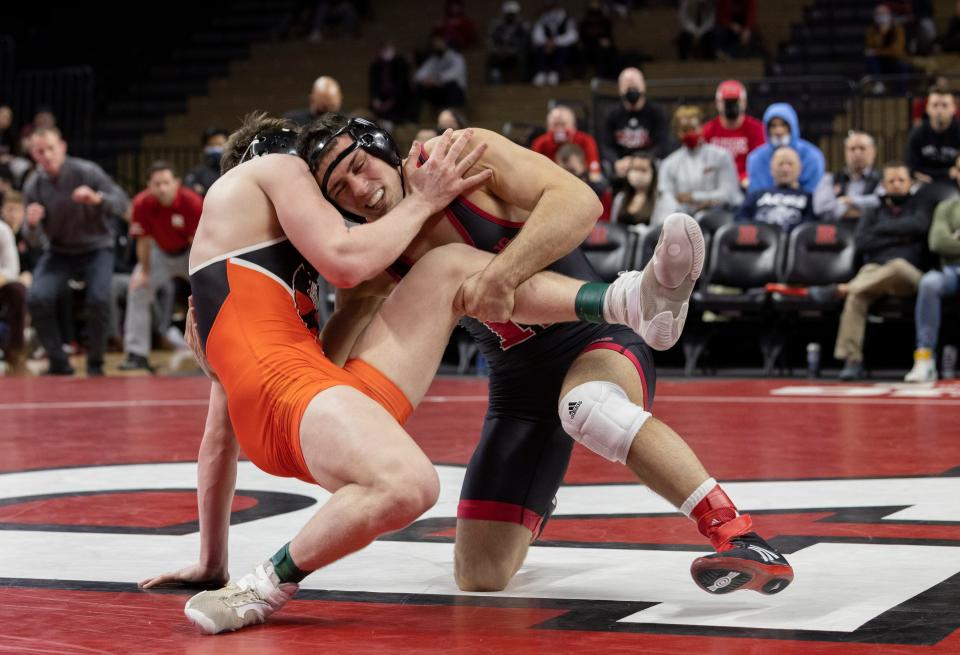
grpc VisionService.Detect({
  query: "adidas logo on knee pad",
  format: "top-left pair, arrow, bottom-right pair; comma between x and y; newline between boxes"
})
567,401 -> 582,419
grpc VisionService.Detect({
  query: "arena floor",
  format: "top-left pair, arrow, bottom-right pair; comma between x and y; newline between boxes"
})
2,375 -> 959,654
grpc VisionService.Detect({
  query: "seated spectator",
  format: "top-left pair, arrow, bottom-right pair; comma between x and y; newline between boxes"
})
703,79 -> 765,184
834,161 -> 930,380
814,131 -> 882,221
555,143 -> 612,220
611,154 -> 658,226
865,3 -> 909,91
531,0 -> 579,86
746,102 -> 825,194
942,0 -> 960,52
436,107 -> 468,132
0,105 -> 16,159
737,147 -> 815,233
906,84 -> 960,184
487,1 -> 529,84
910,76 -> 960,126
911,0 -> 936,56
435,0 -> 478,51
369,41 -> 411,127
0,195 -> 28,375
715,0 -> 762,58
307,0 -> 361,42
184,127 -> 228,197
284,76 -> 343,126
601,67 -> 670,177
907,170 -> 960,381
579,0 -> 618,80
412,35 -> 467,119
1,191 -> 39,285
676,0 -> 716,60
656,105 -> 742,225
117,162 -> 203,372
531,105 -> 603,182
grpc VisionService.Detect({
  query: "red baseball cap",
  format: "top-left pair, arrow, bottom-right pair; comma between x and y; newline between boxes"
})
716,80 -> 746,101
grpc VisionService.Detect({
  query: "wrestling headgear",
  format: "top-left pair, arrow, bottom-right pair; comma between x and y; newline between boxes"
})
239,127 -> 299,164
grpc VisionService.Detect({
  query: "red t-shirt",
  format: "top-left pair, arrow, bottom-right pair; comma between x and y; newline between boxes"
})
703,115 -> 765,181
129,186 -> 204,254
531,130 -> 602,174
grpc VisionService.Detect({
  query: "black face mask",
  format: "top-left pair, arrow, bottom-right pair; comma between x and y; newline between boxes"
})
723,99 -> 741,121
623,88 -> 642,106
887,193 -> 909,206
206,152 -> 221,168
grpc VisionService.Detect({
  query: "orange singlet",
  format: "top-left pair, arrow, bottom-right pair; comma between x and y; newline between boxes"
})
189,237 -> 412,483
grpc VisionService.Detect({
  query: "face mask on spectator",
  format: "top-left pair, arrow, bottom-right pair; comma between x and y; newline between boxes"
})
723,99 -> 741,121
553,128 -> 572,143
887,193 -> 909,206
623,88 -> 643,105
205,145 -> 225,166
770,134 -> 790,147
627,169 -> 651,188
681,130 -> 703,149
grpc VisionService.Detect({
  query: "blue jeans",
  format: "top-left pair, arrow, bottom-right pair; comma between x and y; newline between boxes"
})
27,248 -> 114,369
915,265 -> 960,350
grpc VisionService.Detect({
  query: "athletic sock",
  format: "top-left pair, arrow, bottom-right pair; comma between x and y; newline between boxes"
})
574,282 -> 610,323
269,542 -> 309,584
680,478 -> 741,545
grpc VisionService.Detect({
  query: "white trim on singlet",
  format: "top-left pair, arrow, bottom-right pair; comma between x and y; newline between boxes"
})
188,236 -> 289,275
224,257 -> 296,298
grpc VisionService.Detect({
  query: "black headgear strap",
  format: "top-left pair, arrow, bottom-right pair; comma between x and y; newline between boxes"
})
309,117 -> 404,222
239,127 -> 299,164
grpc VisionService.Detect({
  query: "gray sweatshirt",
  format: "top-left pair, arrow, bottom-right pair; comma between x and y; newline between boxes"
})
24,157 -> 130,255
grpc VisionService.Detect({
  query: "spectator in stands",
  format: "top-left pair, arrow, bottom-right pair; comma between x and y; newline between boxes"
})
117,162 -> 202,372
0,105 -> 16,159
412,35 -> 467,118
703,79 -> 765,185
906,174 -> 960,381
0,194 -> 28,375
184,127 -> 228,197
531,0 -> 579,86
865,3 -> 908,92
715,0 -> 761,58
579,0 -> 618,80
611,154 -> 658,226
436,108 -> 468,132
369,41 -> 411,127
906,85 -> 960,184
435,0 -> 478,51
555,143 -> 612,220
487,1 -> 529,84
910,75 -> 960,126
942,0 -> 960,52
737,147 -> 815,233
23,127 -> 130,376
284,76 -> 343,126
834,161 -> 929,380
307,0 -> 361,42
1,191 -> 39,284
532,105 -> 603,183
676,0 -> 716,60
746,102 -> 825,194
601,67 -> 670,178
414,127 -> 439,144
656,105 -> 742,225
814,131 -> 882,221
20,107 -> 56,141
911,0 -> 936,56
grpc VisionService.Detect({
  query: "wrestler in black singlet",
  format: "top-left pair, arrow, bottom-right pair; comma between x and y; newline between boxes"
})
389,184 -> 657,535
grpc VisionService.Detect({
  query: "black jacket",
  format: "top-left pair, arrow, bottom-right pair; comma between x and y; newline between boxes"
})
855,196 -> 931,268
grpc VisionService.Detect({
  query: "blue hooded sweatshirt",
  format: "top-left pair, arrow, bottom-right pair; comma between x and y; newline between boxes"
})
745,103 -> 826,195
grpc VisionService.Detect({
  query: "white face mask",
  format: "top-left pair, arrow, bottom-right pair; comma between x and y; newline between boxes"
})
627,170 -> 652,189
770,134 -> 791,148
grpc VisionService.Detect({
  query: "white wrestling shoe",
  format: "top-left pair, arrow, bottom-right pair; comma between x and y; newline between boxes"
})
184,561 -> 298,635
606,213 -> 704,351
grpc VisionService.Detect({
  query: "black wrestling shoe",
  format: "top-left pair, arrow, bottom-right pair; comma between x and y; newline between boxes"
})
691,515 -> 794,595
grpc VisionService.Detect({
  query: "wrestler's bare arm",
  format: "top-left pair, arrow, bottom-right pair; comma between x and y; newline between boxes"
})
434,129 -> 602,320
261,131 -> 490,288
